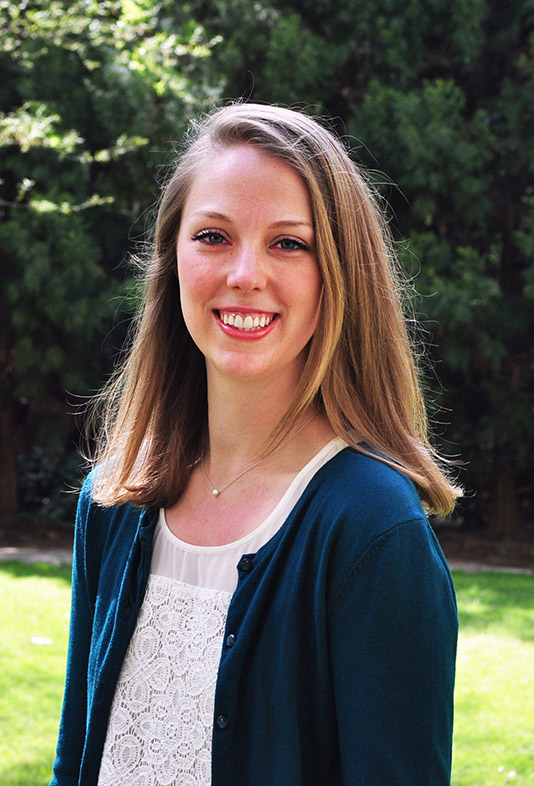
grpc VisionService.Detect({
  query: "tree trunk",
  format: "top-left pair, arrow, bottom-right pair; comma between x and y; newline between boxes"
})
491,461 -> 521,535
0,396 -> 18,539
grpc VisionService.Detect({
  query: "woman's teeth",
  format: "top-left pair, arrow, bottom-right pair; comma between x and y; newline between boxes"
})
219,312 -> 274,331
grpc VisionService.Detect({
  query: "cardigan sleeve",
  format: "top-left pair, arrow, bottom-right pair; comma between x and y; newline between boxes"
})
50,476 -> 95,786
327,517 -> 458,786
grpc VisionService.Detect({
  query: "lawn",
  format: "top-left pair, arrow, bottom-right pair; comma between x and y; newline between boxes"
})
0,562 -> 533,785
0,561 -> 71,786
452,571 -> 534,786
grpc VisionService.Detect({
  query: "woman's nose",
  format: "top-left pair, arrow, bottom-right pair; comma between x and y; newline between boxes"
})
225,245 -> 267,291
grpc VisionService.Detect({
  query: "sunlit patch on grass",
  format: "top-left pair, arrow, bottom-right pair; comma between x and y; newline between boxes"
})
0,561 -> 71,786
452,571 -> 534,786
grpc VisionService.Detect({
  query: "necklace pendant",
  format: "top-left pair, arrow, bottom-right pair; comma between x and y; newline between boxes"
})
212,488 -> 220,497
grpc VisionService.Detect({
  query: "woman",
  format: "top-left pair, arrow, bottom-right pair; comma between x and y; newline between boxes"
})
51,103 -> 459,786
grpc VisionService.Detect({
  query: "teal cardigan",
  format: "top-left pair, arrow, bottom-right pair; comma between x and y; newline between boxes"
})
51,448 -> 458,785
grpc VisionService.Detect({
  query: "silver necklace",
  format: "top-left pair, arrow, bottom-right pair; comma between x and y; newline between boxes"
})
201,414 -> 315,497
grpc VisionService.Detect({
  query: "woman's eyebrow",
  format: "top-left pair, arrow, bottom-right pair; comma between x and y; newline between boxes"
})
269,220 -> 314,230
188,210 -> 229,221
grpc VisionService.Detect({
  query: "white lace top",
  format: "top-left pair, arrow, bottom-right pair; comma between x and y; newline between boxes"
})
98,438 -> 347,786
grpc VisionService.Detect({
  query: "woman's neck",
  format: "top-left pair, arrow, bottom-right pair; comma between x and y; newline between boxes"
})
206,377 -> 299,465
202,368 -> 332,482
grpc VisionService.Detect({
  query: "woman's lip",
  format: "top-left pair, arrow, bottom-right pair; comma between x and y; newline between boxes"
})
214,307 -> 277,315
214,311 -> 278,340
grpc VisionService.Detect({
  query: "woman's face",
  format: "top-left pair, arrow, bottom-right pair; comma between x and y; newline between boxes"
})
176,144 -> 322,390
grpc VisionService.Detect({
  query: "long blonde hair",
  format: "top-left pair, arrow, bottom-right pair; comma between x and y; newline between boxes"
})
89,103 -> 460,514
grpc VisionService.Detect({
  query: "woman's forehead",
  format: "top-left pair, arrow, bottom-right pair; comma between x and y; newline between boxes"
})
181,144 -> 314,223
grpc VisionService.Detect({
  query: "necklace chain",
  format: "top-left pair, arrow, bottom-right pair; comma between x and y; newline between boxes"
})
200,414 -> 315,498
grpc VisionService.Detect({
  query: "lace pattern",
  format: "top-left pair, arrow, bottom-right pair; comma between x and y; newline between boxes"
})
98,575 -> 232,786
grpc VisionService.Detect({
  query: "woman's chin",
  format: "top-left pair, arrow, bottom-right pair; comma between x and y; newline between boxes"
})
206,353 -> 303,390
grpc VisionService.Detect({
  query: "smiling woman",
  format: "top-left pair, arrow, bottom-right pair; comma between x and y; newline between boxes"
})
50,104 -> 460,786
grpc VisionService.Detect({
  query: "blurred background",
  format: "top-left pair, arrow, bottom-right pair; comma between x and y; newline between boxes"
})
1,0 -> 533,555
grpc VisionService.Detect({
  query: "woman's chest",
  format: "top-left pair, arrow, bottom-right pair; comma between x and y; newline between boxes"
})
164,469 -> 297,546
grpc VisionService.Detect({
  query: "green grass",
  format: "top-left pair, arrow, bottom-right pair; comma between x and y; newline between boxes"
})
452,572 -> 534,786
0,563 -> 533,785
0,562 -> 71,786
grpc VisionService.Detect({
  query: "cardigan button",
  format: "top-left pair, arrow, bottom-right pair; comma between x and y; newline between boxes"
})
216,714 -> 230,729
225,633 -> 236,648
237,556 -> 253,572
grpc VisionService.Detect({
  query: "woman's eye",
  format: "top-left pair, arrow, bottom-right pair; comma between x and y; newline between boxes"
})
193,230 -> 227,245
276,237 -> 309,251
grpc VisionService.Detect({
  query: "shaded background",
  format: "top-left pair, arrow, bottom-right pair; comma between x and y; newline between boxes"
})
1,0 -> 533,548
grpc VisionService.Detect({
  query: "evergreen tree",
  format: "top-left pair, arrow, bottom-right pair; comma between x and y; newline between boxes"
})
0,0 -> 220,534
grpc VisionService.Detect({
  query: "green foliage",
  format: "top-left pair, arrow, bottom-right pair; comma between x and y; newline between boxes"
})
17,443 -> 84,524
355,78 -> 493,228
0,0 -> 220,354
0,101 -> 83,154
259,13 -> 344,105
0,0 -> 221,525
1,208 -> 108,389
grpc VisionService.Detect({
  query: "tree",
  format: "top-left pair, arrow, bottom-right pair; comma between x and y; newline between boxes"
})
344,4 -> 534,533
0,0 -> 220,535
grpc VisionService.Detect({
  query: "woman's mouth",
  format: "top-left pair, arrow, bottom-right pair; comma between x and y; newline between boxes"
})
216,310 -> 277,332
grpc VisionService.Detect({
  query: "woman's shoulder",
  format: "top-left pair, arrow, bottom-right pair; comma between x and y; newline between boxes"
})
76,468 -> 156,545
301,448 -> 453,603
298,445 -> 440,566
313,445 -> 426,523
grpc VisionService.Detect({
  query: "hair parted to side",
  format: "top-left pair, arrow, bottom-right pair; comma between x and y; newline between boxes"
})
89,102 -> 460,515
